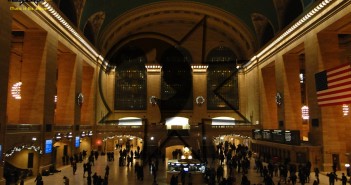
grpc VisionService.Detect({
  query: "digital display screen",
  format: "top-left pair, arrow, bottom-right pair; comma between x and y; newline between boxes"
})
252,129 -> 262,139
252,129 -> 300,145
262,130 -> 272,140
45,139 -> 52,154
75,136 -> 80,148
285,131 -> 300,145
272,130 -> 284,143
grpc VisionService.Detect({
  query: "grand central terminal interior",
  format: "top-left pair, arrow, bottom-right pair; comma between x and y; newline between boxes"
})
0,0 -> 351,184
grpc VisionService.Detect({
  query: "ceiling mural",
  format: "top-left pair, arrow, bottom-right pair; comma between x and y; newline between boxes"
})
87,11 -> 106,37
52,0 -> 317,58
72,0 -> 86,27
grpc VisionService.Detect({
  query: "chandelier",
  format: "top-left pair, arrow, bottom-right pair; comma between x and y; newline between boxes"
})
11,41 -> 23,100
11,81 -> 22,99
343,104 -> 349,116
301,105 -> 309,120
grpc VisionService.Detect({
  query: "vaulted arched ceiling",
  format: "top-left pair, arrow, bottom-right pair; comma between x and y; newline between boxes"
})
52,0 -> 317,61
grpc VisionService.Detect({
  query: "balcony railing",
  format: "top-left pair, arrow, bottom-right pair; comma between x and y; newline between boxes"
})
6,124 -> 42,133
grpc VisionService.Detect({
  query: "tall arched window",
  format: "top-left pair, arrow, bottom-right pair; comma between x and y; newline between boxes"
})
59,0 -> 77,26
160,46 -> 193,110
112,46 -> 147,110
206,46 -> 238,110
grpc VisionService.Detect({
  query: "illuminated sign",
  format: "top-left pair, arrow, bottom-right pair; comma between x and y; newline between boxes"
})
75,136 -> 80,148
45,139 -> 52,154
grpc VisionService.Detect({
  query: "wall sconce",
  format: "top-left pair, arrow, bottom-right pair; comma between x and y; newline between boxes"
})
195,96 -> 205,105
81,131 -> 86,137
149,96 -> 157,105
32,137 -> 37,141
150,136 -> 154,140
77,93 -> 84,106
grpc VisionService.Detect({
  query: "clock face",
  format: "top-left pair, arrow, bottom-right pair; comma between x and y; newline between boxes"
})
276,92 -> 282,105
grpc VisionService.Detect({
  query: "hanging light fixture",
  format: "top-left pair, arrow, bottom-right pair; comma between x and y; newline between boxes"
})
301,105 -> 309,120
11,41 -> 23,100
343,104 -> 349,116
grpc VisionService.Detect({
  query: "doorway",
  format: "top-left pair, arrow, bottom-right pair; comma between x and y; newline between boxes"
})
332,154 -> 340,171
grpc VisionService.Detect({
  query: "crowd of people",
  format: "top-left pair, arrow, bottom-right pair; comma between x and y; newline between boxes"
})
13,140 -> 350,185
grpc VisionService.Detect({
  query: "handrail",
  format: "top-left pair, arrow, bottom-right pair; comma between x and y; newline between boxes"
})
6,124 -> 41,132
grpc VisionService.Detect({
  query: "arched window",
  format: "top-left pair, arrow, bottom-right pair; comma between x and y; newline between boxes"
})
112,46 -> 147,110
83,21 -> 95,45
160,46 -> 193,110
206,46 -> 239,110
59,0 -> 78,26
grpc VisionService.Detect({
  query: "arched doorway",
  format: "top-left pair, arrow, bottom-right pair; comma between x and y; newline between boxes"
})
3,144 -> 42,183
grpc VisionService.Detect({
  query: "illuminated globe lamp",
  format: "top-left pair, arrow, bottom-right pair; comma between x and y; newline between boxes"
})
181,147 -> 192,160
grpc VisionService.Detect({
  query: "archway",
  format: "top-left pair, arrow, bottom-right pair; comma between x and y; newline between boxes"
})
3,144 -> 42,183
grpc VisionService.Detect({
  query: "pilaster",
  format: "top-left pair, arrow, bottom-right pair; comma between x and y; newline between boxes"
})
192,65 -> 208,124
81,65 -> 96,125
0,0 -> 11,184
146,65 -> 162,124
282,54 -> 302,131
55,53 -> 77,124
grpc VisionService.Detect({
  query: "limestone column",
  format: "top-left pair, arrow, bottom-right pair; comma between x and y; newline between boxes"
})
81,65 -> 96,125
0,0 -> 11,184
146,65 -> 162,124
313,32 -> 351,171
282,54 -> 303,131
73,55 -> 83,154
275,55 -> 285,129
191,65 -> 208,124
260,64 -> 277,129
39,32 -> 58,172
55,53 -> 77,124
19,31 -> 49,124
304,33 -> 322,146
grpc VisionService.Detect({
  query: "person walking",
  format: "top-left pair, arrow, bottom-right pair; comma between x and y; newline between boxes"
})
342,173 -> 347,185
105,165 -> 110,177
72,160 -> 77,175
34,173 -> 43,185
63,176 -> 69,185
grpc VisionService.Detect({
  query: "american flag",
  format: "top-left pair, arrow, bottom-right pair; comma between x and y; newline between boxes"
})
315,63 -> 351,106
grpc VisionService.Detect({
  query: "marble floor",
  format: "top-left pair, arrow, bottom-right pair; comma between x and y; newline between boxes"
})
21,151 -> 343,185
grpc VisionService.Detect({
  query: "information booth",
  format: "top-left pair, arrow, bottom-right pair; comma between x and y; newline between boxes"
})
166,147 -> 206,184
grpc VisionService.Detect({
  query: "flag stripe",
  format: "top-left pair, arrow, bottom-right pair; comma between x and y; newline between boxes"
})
319,100 -> 351,107
328,73 -> 351,83
318,97 -> 351,105
317,93 -> 351,101
317,83 -> 351,95
326,63 -> 350,73
317,87 -> 351,97
316,63 -> 351,106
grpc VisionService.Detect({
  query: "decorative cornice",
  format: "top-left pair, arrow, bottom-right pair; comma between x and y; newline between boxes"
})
17,2 -> 105,65
191,65 -> 208,73
145,64 -> 162,73
244,0 -> 335,71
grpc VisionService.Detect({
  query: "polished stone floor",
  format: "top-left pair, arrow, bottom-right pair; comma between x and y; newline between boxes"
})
22,151 -> 345,185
